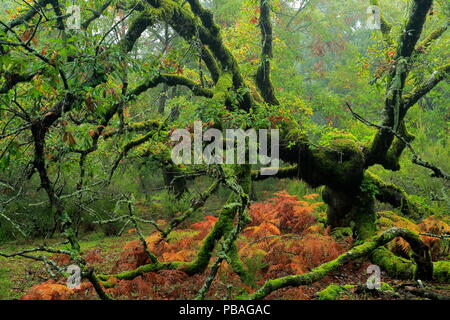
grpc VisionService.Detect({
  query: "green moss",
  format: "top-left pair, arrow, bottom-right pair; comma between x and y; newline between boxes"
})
433,261 -> 450,283
318,282 -> 393,300
212,72 -> 233,103
99,165 -> 254,288
246,238 -> 379,299
121,9 -> 161,52
379,282 -> 395,292
370,247 -> 415,279
354,191 -> 376,241
182,164 -> 250,276
245,228 -> 440,300
383,124 -> 415,171
182,207 -> 235,275
331,227 -> 353,239
228,242 -> 256,287
127,120 -> 162,132
435,284 -> 450,290
222,164 -> 254,286
99,261 -> 187,287
322,175 -> 376,242
317,284 -> 355,300
278,128 -> 366,190
309,138 -> 365,189
148,0 -> 254,109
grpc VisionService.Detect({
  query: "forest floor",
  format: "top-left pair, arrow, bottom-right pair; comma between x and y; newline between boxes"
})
0,190 -> 449,300
1,232 -> 448,300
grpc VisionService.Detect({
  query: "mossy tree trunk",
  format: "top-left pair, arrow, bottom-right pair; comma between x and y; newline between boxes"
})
323,187 -> 376,241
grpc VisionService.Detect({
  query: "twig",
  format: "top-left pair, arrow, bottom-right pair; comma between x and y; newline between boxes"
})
125,196 -> 158,263
419,233 -> 450,240
249,234 -> 303,245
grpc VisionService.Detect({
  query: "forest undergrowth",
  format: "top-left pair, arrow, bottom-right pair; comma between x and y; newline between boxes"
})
3,189 -> 447,300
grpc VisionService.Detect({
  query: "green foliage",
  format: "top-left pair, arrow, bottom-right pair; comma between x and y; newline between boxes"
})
360,175 -> 380,199
0,267 -> 13,300
150,190 -> 191,221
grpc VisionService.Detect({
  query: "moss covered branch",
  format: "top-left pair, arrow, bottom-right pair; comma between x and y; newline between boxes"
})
81,0 -> 113,30
245,227 -> 437,300
201,46 -> 220,84
109,125 -> 165,182
0,72 -> 38,94
132,73 -> 214,98
396,0 -> 433,59
2,0 -> 49,33
371,247 -> 449,282
403,63 -> 450,110
84,267 -> 114,300
255,0 -> 279,105
161,180 -> 220,239
279,122 -> 366,190
416,23 -> 448,53
97,203 -> 240,287
99,166 -> 253,288
252,165 -> 299,181
102,120 -> 162,140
